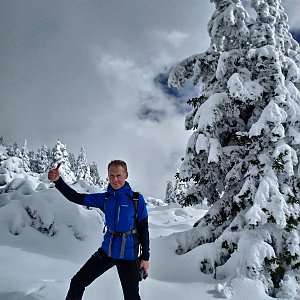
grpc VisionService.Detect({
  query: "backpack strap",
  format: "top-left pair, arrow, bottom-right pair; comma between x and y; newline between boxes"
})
125,191 -> 140,223
101,192 -> 111,212
132,191 -> 140,223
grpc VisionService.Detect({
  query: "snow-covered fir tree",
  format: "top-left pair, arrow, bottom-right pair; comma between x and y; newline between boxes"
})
6,142 -> 20,158
169,0 -> 300,297
68,152 -> 76,174
33,144 -> 50,173
28,150 -> 36,172
0,136 -> 6,147
89,161 -> 102,187
49,140 -> 76,183
19,139 -> 30,172
173,175 -> 188,206
165,180 -> 176,204
75,145 -> 92,184
0,137 -> 8,162
5,140 -> 31,172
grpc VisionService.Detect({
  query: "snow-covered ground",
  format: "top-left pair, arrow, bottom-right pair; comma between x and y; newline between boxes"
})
0,159 -> 273,299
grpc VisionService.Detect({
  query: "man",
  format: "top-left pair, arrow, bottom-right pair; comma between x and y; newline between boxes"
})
48,160 -> 150,300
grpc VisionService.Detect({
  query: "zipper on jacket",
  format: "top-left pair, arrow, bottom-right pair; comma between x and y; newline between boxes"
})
114,191 -> 117,231
117,206 -> 120,222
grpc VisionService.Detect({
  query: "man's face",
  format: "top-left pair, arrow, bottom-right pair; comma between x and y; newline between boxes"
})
108,165 -> 128,190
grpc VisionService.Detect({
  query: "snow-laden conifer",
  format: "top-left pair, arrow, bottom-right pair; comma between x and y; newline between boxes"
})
165,180 -> 176,204
174,175 -> 188,206
31,144 -> 50,174
49,140 -> 76,183
0,137 -> 8,162
89,161 -> 102,187
75,145 -> 93,184
169,0 -> 300,296
68,152 -> 77,173
19,140 -> 31,172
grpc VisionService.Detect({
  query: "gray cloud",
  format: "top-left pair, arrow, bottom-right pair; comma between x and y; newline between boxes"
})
1,0 -> 299,198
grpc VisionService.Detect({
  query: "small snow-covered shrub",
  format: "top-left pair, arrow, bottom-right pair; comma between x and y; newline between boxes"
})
23,197 -> 56,236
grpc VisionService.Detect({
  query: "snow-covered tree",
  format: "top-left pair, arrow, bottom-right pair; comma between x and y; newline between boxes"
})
0,136 -> 6,147
68,152 -> 76,173
169,0 -> 300,297
0,137 -> 8,162
49,140 -> 76,183
32,144 -> 50,173
28,150 -> 36,171
165,180 -> 175,204
19,139 -> 30,172
89,161 -> 102,186
6,140 -> 31,172
75,146 -> 92,184
6,142 -> 20,158
174,175 -> 188,206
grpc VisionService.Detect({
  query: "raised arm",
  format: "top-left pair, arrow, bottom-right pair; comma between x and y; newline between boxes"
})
48,164 -> 84,205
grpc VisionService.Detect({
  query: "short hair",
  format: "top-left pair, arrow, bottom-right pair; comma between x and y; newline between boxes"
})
107,160 -> 128,172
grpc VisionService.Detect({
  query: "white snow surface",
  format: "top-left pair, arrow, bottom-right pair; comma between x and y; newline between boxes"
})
0,160 -> 274,300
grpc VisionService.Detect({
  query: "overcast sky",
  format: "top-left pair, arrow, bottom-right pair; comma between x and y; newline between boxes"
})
1,0 -> 300,198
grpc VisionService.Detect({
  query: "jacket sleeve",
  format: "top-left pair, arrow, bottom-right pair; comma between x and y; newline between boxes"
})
136,193 -> 150,260
55,177 -> 105,208
137,216 -> 150,261
54,177 -> 85,205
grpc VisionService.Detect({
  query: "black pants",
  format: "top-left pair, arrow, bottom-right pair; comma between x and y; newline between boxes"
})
65,249 -> 141,300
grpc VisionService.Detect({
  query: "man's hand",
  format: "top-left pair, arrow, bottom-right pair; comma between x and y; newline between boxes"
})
48,163 -> 61,182
140,260 -> 149,274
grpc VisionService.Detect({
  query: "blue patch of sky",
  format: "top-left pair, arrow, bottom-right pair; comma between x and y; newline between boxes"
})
291,30 -> 300,44
154,71 -> 198,115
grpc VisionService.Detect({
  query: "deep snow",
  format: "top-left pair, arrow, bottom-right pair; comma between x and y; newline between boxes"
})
0,159 -> 274,299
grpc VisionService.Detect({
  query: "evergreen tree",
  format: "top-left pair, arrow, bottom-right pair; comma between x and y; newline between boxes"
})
28,150 -> 37,172
34,144 -> 50,173
0,136 -> 8,162
90,161 -> 101,186
0,136 -> 6,146
173,175 -> 188,206
7,142 -> 20,157
50,140 -> 76,182
19,139 -> 30,172
68,152 -> 76,174
6,140 -> 31,171
169,0 -> 300,296
6,144 -> 14,157
75,145 -> 92,184
165,180 -> 175,204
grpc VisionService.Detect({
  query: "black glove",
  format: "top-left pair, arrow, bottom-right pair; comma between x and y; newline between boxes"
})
138,268 -> 148,281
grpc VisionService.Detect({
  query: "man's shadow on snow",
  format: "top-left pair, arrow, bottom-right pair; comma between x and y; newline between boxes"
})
0,292 -> 42,300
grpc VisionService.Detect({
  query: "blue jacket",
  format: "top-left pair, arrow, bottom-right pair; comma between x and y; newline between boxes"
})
85,182 -> 148,260
55,178 -> 149,261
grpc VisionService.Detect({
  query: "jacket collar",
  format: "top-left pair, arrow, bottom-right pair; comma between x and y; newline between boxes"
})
107,181 -> 131,195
